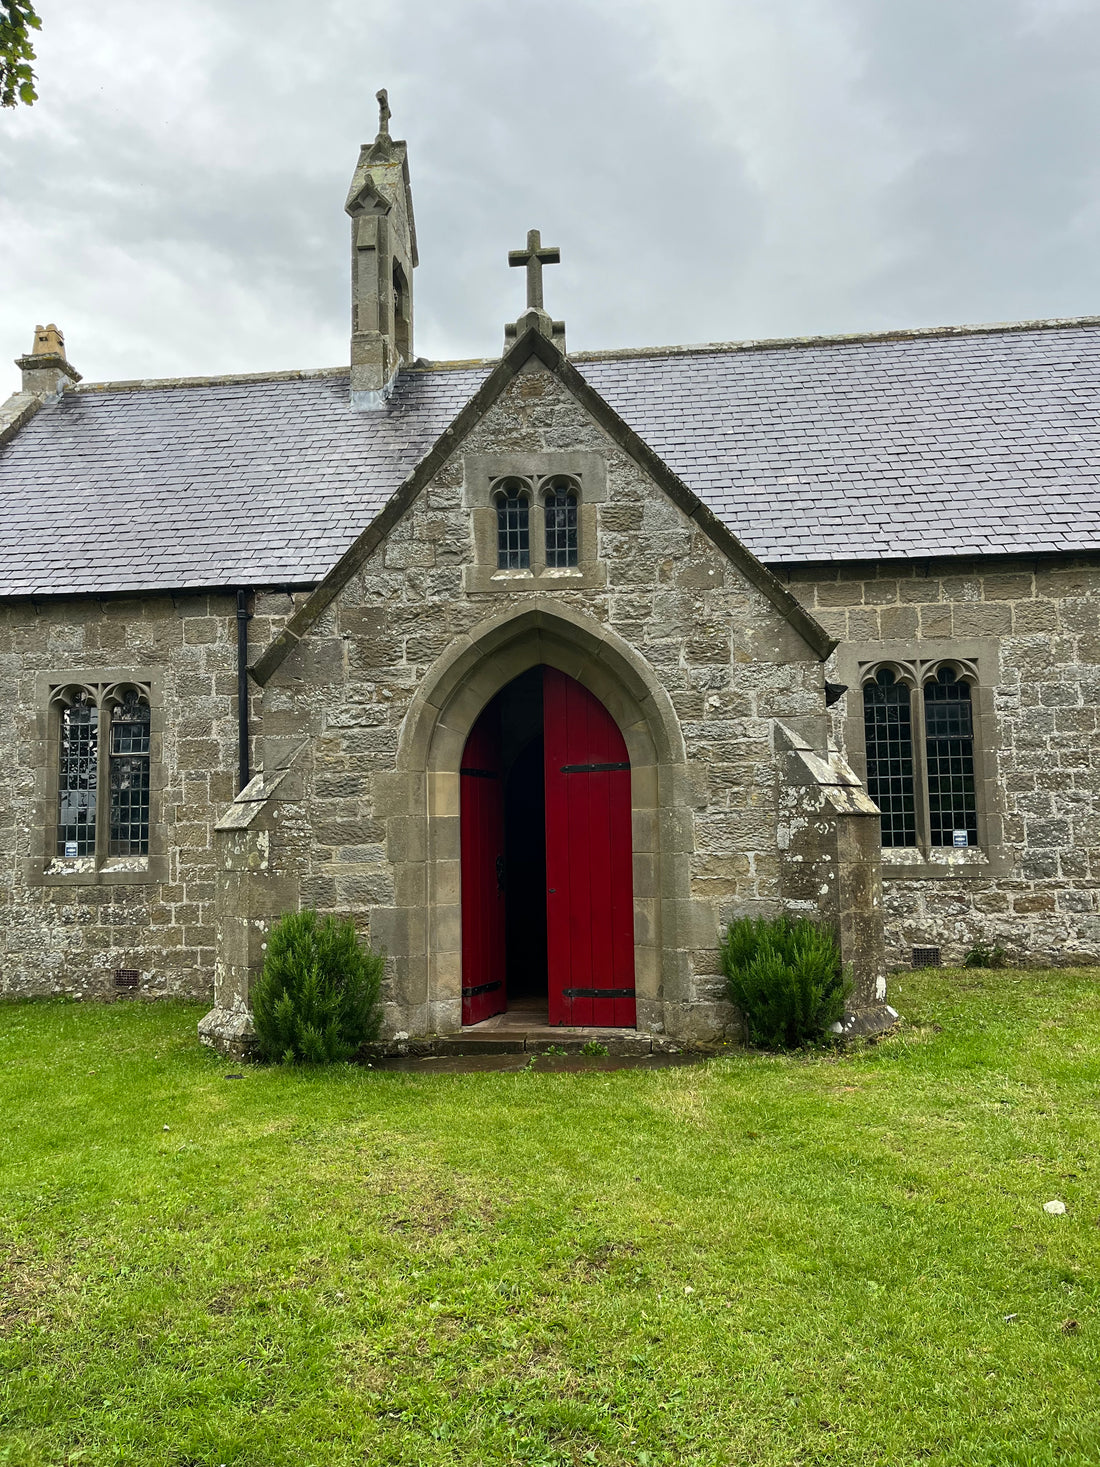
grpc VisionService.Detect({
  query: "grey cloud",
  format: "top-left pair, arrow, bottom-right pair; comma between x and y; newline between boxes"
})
1,0 -> 1098,395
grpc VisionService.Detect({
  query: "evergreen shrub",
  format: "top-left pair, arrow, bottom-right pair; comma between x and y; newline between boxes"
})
721,915 -> 850,1050
251,910 -> 383,1064
963,940 -> 1009,969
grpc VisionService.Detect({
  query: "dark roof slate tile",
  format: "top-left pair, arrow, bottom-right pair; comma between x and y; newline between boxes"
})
1,324 -> 1098,595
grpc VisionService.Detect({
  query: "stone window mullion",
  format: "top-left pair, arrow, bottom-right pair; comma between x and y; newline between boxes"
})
912,679 -> 932,856
94,699 -> 110,867
530,477 -> 547,568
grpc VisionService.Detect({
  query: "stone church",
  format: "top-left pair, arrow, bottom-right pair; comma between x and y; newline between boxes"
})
1,97 -> 1097,1050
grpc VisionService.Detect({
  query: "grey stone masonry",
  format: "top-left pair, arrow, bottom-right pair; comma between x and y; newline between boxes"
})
207,332 -> 886,1046
0,589 -> 298,1000
787,556 -> 1100,966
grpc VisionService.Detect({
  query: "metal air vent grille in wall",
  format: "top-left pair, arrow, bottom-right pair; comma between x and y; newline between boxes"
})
911,947 -> 941,969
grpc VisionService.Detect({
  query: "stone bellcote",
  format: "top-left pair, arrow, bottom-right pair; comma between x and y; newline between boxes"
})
345,89 -> 418,410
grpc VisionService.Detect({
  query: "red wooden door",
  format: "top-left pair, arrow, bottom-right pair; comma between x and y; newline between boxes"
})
543,666 -> 636,1027
460,701 -> 507,1025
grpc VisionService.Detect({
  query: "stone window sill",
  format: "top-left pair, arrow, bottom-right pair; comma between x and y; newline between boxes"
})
464,560 -> 607,593
879,846 -> 1004,880
30,854 -> 167,887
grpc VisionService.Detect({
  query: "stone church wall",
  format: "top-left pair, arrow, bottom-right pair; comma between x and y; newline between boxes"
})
247,360 -> 840,1039
786,555 -> 1100,966
0,590 -> 294,1000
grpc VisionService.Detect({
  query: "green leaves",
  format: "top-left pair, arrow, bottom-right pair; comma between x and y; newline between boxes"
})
0,1 -> 42,110
721,915 -> 851,1050
251,909 -> 384,1064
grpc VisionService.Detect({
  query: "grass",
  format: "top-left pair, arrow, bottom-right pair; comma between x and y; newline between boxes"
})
1,968 -> 1098,1467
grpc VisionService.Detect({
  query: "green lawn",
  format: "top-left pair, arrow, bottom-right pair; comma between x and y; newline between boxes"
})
1,969 -> 1098,1467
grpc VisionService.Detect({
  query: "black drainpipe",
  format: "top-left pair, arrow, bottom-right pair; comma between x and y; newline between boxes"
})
236,589 -> 252,792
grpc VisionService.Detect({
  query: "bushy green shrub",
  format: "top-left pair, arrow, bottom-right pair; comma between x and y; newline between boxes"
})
963,941 -> 1008,969
721,915 -> 850,1050
251,910 -> 383,1064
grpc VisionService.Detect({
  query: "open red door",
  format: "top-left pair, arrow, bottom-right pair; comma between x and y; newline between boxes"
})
543,666 -> 636,1027
460,700 -> 507,1025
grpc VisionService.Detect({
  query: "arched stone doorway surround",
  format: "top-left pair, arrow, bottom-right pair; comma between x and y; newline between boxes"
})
381,599 -> 693,1038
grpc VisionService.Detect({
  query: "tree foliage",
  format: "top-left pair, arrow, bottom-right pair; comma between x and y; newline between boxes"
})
251,910 -> 384,1064
1,0 -> 41,108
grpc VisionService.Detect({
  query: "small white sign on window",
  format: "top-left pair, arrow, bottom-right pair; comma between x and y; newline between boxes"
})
952,829 -> 969,848
64,841 -> 79,857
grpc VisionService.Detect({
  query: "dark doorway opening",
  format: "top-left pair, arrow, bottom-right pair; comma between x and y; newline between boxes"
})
504,735 -> 547,1003
498,667 -> 547,1011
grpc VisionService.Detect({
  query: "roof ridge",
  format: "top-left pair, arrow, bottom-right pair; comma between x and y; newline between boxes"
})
60,312 -> 1100,394
567,314 -> 1100,364
71,365 -> 352,395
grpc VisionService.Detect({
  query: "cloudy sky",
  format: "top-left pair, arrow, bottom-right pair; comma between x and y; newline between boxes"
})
2,0 -> 1099,394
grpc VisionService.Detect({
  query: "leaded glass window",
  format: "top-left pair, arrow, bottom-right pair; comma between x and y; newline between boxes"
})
862,668 -> 916,847
543,477 -> 579,568
924,666 -> 978,847
109,692 -> 151,855
494,478 -> 530,569
58,694 -> 98,856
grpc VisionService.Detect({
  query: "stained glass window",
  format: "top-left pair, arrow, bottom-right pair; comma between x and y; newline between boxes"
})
544,478 -> 578,568
862,668 -> 917,847
494,479 -> 530,569
109,692 -> 151,855
924,667 -> 978,847
58,694 -> 98,856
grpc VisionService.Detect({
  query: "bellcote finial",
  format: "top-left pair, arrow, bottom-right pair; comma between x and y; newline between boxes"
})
504,228 -> 566,353
375,88 -> 391,142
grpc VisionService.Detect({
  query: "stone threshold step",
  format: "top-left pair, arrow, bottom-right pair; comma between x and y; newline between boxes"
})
438,1030 -> 686,1057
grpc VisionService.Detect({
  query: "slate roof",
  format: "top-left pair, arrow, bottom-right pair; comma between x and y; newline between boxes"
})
1,319 -> 1098,596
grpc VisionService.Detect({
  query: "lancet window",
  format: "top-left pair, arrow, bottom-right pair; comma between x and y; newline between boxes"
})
862,668 -> 916,847
543,477 -> 579,568
108,692 -> 152,855
923,667 -> 978,847
494,478 -> 530,569
57,693 -> 99,857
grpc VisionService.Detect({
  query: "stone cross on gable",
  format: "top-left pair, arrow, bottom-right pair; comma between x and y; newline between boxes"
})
376,88 -> 391,140
509,229 -> 560,312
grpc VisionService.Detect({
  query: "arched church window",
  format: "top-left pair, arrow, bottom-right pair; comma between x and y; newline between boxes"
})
51,679 -> 154,867
924,666 -> 978,847
543,477 -> 579,568
108,691 -> 152,855
494,478 -> 530,569
57,691 -> 98,856
862,667 -> 916,847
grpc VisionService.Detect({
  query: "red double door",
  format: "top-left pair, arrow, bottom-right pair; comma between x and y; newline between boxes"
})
459,666 -> 636,1028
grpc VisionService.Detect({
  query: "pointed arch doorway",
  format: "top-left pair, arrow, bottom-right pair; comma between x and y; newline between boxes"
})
460,664 -> 636,1028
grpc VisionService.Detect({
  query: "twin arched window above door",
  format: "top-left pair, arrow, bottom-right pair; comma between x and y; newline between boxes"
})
493,474 -> 580,571
862,662 -> 980,849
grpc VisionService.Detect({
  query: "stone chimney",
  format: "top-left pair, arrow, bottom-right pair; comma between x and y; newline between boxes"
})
345,90 -> 418,410
15,324 -> 82,400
